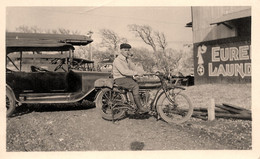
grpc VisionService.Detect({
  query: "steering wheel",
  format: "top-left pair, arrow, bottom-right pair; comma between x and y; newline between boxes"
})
54,59 -> 66,72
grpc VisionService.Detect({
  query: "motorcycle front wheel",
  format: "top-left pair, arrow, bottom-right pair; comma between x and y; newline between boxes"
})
156,90 -> 193,124
95,88 -> 126,121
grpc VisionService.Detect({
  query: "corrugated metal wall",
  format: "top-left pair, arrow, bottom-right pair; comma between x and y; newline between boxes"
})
192,6 -> 251,43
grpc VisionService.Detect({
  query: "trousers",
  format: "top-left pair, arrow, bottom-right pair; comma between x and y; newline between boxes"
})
114,77 -> 142,108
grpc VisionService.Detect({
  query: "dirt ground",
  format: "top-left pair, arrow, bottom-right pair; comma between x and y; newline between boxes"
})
6,103 -> 251,151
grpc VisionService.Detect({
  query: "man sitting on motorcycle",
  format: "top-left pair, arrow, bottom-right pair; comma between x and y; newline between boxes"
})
112,43 -> 148,113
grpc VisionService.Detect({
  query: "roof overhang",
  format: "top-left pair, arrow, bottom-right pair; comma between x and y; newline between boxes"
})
210,8 -> 251,25
185,22 -> 192,27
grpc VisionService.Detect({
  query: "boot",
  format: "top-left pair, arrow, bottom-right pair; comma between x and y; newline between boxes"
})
133,95 -> 149,114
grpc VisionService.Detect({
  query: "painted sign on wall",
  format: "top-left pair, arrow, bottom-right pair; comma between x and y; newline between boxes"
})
194,37 -> 251,84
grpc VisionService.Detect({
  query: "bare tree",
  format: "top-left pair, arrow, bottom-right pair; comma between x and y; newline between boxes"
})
128,24 -> 157,52
99,29 -> 127,57
129,24 -> 171,72
130,47 -> 156,72
15,25 -> 81,35
128,24 -> 187,74
155,31 -> 167,52
58,28 -> 71,35
86,30 -> 94,38
31,26 -> 42,33
51,29 -> 59,34
165,49 -> 183,72
16,25 -> 42,33
182,45 -> 194,74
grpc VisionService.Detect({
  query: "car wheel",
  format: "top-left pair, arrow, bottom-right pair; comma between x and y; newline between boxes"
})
6,89 -> 16,117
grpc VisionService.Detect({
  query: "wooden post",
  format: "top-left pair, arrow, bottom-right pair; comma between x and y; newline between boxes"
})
208,98 -> 215,121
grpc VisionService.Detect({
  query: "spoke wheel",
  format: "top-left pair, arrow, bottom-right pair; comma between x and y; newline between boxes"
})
6,89 -> 16,117
156,90 -> 193,124
95,88 -> 126,120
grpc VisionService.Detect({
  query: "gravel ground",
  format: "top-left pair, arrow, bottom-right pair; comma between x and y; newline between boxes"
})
6,102 -> 251,151
6,83 -> 252,151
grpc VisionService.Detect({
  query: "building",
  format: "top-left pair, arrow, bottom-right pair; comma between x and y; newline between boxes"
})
187,6 -> 251,84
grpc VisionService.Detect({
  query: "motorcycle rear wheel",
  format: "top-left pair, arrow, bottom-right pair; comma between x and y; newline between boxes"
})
156,90 -> 193,124
95,88 -> 126,121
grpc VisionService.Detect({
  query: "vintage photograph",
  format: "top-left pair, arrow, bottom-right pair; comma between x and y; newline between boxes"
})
2,2 -> 258,158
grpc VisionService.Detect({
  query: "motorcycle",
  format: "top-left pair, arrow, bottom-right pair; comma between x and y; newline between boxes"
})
94,72 -> 193,124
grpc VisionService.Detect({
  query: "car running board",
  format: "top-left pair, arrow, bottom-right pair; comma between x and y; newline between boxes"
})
19,93 -> 74,104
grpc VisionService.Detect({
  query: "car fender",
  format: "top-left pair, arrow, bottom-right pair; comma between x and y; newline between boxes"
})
81,88 -> 101,102
93,88 -> 104,103
6,84 -> 19,103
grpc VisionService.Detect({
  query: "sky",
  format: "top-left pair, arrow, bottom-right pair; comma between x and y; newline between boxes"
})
6,6 -> 193,51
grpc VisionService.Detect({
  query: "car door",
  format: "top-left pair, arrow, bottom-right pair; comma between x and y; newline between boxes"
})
6,71 -> 69,94
32,72 -> 69,93
6,71 -> 36,95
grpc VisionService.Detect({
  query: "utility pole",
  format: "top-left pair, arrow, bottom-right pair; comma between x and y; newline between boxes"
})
89,43 -> 92,60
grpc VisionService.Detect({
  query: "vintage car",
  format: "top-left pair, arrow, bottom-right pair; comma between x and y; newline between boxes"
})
6,32 -> 110,117
97,58 -> 113,72
71,57 -> 95,71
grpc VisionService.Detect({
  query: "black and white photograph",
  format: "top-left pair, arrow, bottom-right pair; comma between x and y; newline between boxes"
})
1,0 -> 260,159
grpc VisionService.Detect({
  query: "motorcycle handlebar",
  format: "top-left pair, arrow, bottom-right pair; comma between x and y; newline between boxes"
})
135,72 -> 170,79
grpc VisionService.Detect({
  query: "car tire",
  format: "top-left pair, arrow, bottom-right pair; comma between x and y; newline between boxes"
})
6,89 -> 16,117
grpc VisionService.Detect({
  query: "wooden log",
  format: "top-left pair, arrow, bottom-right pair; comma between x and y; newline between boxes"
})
214,113 -> 251,120
222,103 -> 250,112
193,107 -> 230,113
192,115 -> 207,120
215,104 -> 243,114
192,112 -> 251,120
193,107 -> 207,112
192,111 -> 207,116
192,104 -> 251,120
217,104 -> 251,117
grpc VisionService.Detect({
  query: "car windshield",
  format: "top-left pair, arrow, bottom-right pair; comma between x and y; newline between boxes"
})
6,51 -> 70,72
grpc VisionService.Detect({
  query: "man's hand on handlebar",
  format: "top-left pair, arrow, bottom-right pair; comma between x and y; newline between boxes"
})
133,72 -> 144,80
137,72 -> 144,77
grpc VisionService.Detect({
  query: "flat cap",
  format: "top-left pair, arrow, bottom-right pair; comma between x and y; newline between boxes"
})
120,43 -> 131,49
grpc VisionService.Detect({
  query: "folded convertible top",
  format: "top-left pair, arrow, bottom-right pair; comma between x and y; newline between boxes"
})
6,32 -> 93,53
